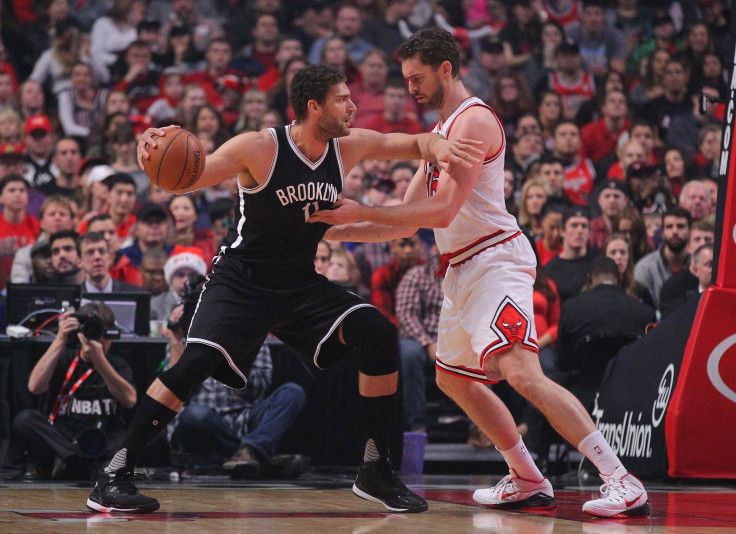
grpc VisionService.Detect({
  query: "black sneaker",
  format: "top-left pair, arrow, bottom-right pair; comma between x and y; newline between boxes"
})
353,458 -> 428,513
87,469 -> 160,513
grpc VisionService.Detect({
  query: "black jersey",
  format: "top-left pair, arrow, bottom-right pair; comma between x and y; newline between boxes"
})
220,125 -> 344,278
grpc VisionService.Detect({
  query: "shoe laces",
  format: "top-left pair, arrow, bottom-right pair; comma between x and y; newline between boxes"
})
110,470 -> 147,495
598,477 -> 626,502
377,458 -> 409,492
492,473 -> 517,497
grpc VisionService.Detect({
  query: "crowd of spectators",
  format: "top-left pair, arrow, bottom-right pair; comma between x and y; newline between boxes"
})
0,0 -> 726,473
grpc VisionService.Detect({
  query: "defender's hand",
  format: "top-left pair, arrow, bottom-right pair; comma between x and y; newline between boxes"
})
308,198 -> 364,225
433,137 -> 483,171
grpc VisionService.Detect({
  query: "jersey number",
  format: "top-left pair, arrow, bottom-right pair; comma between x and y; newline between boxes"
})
303,201 -> 320,222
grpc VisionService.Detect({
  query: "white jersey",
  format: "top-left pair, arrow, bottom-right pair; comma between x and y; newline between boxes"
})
424,97 -> 520,255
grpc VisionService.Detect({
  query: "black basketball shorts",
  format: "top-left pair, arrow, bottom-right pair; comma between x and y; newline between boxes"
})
186,253 -> 373,389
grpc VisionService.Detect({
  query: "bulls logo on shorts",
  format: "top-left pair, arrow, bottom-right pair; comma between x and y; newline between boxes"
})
485,296 -> 538,357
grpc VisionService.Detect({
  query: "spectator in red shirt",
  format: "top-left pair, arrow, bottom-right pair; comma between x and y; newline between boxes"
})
9,195 -> 75,284
0,175 -> 40,288
258,35 -> 304,94
185,39 -> 248,110
88,213 -> 143,287
78,173 -> 137,246
357,78 -> 424,134
589,180 -> 631,249
348,50 -> 418,126
536,204 -> 564,266
551,120 -> 596,206
239,12 -> 280,75
581,89 -> 630,165
370,233 -> 424,326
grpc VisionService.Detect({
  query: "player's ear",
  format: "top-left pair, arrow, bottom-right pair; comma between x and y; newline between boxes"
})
309,99 -> 320,114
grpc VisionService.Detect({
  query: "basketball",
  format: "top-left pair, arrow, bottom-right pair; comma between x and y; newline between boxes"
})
142,129 -> 205,192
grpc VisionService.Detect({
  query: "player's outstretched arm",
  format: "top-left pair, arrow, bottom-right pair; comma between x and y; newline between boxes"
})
137,127 -> 274,192
311,109 -> 497,228
341,128 -> 482,172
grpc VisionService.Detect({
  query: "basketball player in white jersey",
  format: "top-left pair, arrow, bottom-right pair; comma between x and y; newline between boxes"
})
310,28 -> 650,518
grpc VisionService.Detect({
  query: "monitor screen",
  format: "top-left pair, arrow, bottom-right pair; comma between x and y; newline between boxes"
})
6,283 -> 81,327
80,291 -> 151,337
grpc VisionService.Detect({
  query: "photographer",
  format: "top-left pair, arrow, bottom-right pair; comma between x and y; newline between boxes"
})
8,303 -> 136,480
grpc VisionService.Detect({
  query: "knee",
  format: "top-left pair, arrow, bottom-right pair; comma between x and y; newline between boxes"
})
12,409 -> 40,433
435,370 -> 461,399
505,367 -> 539,400
277,383 -> 307,411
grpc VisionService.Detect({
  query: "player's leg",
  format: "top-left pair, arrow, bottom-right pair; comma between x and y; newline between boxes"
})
87,343 -> 223,514
337,306 -> 428,513
435,371 -> 556,510
497,344 -> 650,518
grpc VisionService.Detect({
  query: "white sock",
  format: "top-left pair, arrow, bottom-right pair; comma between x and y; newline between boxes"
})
497,436 -> 544,481
363,439 -> 380,462
578,430 -> 624,476
105,448 -> 127,473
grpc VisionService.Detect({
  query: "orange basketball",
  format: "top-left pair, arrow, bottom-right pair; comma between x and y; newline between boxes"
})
142,129 -> 205,192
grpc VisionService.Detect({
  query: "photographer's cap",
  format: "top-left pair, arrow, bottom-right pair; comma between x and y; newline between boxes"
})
164,246 -> 207,286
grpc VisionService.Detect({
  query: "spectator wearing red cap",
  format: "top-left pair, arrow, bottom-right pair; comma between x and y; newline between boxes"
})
0,174 -> 40,289
23,114 -> 57,188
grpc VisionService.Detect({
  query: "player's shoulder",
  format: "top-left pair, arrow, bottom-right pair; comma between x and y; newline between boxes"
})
449,104 -> 501,138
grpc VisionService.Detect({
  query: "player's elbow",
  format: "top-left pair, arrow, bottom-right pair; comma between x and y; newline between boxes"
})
27,380 -> 47,396
397,226 -> 420,238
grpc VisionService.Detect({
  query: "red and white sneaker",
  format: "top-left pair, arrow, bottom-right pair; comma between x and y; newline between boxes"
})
582,466 -> 651,518
473,468 -> 556,510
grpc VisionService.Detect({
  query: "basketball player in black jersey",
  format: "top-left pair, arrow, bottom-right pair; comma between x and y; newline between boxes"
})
86,64 -> 482,514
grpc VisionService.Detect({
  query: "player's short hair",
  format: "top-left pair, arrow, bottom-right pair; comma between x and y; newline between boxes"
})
291,64 -> 347,122
397,27 -> 461,78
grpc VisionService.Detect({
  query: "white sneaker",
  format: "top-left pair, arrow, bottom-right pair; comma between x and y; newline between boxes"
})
473,469 -> 556,510
582,466 -> 650,518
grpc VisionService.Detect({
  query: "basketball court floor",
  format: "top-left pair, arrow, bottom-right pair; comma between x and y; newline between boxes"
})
2,470 -> 735,533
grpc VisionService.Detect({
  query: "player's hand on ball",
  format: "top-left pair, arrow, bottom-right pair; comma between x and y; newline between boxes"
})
137,125 -> 181,170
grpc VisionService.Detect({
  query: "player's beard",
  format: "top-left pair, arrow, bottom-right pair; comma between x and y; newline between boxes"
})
319,112 -> 350,139
421,78 -> 445,110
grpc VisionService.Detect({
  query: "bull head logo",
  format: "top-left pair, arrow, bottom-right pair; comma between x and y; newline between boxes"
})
494,302 -> 528,342
502,318 -> 523,337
